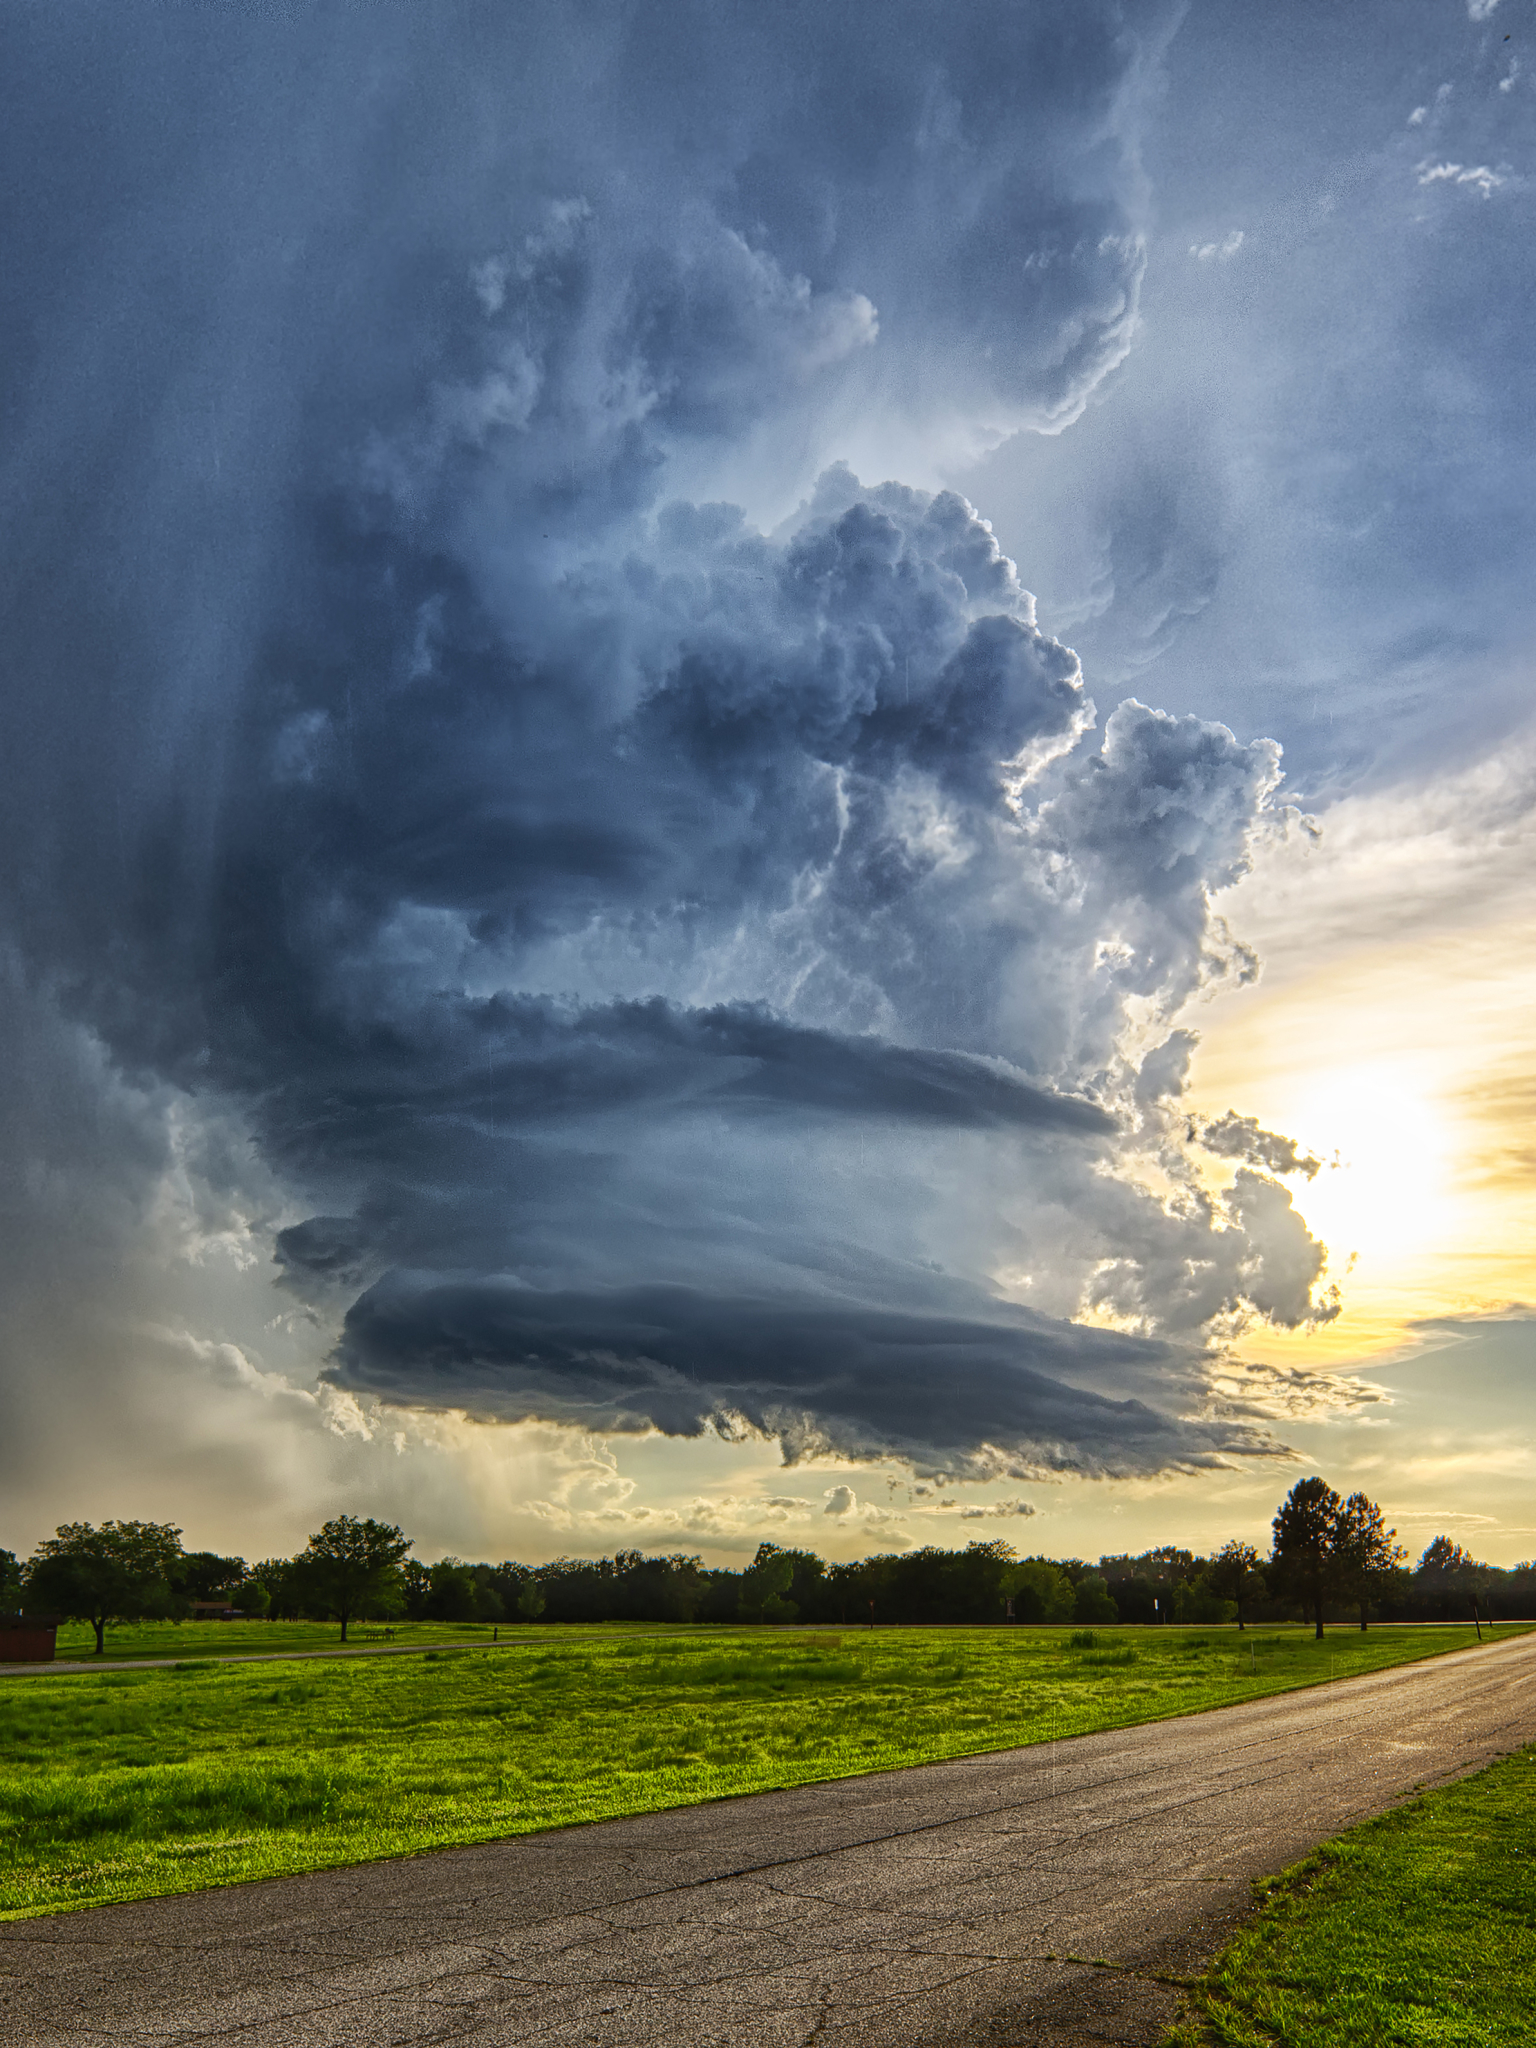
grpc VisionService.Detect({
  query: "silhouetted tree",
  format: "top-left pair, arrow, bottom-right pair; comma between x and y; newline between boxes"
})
1333,1493 -> 1404,1631
24,1520 -> 184,1653
1271,1477 -> 1343,1638
738,1544 -> 797,1622
1071,1573 -> 1118,1624
1208,1540 -> 1265,1630
1008,1558 -> 1076,1624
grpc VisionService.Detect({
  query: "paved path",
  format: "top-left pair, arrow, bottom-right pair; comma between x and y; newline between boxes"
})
0,1639 -> 534,1679
3,1632 -> 1533,2047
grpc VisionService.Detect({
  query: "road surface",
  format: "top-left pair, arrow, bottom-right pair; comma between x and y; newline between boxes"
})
2,1631 -> 1532,2046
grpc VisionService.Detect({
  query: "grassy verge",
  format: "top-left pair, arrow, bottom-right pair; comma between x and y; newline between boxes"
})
1163,1741 -> 1536,2046
0,1623 -> 1521,1921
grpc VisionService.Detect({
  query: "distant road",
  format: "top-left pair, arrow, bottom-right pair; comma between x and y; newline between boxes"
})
3,1631 -> 1533,2047
0,1637 -> 528,1678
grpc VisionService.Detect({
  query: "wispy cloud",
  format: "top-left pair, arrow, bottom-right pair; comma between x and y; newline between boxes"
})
1417,160 -> 1506,197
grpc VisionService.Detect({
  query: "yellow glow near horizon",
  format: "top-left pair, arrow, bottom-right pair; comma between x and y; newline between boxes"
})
1182,899 -> 1536,1367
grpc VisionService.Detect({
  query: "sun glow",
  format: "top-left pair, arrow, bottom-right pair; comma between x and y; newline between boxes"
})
1182,906 -> 1536,1365
1274,1063 -> 1456,1265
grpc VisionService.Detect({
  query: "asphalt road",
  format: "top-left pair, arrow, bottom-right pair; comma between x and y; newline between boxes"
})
3,1631 -> 1533,2048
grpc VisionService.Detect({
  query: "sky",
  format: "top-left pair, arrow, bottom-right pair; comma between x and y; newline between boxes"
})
1,0 -> 1533,1569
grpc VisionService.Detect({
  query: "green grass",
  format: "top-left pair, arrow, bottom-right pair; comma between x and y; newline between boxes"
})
1164,1741 -> 1536,2046
0,1623 -> 1520,1922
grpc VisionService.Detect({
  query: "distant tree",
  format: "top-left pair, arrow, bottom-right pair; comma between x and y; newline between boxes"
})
1171,1573 -> 1238,1626
24,1520 -> 184,1653
470,1565 -> 505,1623
423,1559 -> 480,1624
172,1550 -> 252,1615
1333,1493 -> 1404,1631
1071,1573 -> 1118,1625
248,1556 -> 315,1620
234,1573 -> 272,1617
516,1577 -> 547,1621
0,1548 -> 21,1614
1208,1540 -> 1265,1630
300,1516 -> 411,1641
739,1544 -> 797,1623
1417,1535 -> 1476,1577
1271,1477 -> 1343,1638
399,1559 -> 432,1621
1007,1560 -> 1076,1624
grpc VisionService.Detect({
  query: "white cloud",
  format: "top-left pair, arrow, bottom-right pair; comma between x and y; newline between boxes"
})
1417,160 -> 1505,197
1467,0 -> 1501,20
1408,106 -> 1428,126
1190,230 -> 1244,262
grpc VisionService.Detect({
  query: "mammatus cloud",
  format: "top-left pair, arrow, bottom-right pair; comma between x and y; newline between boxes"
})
0,1 -> 1342,1515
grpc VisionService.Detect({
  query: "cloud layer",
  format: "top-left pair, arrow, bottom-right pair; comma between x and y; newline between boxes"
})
0,1 -> 1340,1504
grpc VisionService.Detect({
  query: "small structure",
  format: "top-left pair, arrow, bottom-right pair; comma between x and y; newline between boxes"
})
190,1600 -> 247,1621
1,1614 -> 59,1663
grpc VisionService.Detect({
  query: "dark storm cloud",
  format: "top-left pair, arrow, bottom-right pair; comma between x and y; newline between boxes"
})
0,0 -> 1333,1489
330,1278 -> 1276,1479
322,998 -> 1118,1136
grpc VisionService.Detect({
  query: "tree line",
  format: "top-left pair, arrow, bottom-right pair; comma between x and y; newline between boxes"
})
2,1479 -> 1529,1653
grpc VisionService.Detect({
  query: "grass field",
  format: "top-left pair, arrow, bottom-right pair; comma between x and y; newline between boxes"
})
1164,1740 -> 1536,2046
0,1622 -> 1518,1921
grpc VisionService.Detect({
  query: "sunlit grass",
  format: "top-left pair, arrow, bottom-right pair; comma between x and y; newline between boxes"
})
1,1623 -> 1520,1921
1165,1741 -> 1536,2045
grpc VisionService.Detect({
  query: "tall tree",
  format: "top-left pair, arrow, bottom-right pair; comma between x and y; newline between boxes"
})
1333,1492 -> 1404,1631
24,1520 -> 184,1653
738,1543 -> 797,1623
300,1516 -> 411,1641
1271,1477 -> 1343,1639
1207,1540 -> 1265,1630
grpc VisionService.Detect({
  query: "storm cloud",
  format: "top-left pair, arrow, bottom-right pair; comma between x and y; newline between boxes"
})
0,0 -> 1340,1505
332,1279 -> 1279,1480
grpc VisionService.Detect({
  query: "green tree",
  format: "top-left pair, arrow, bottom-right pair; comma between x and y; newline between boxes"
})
1071,1572 -> 1118,1625
300,1516 -> 411,1641
1171,1573 -> 1238,1625
0,1548 -> 21,1614
738,1543 -> 797,1623
1271,1477 -> 1343,1638
1334,1492 -> 1404,1631
1208,1539 -> 1265,1630
23,1520 -> 184,1653
516,1577 -> 546,1620
1007,1559 -> 1076,1624
248,1555 -> 314,1620
425,1559 -> 480,1624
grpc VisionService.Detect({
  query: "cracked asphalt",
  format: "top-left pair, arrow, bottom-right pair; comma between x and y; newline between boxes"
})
3,1630 -> 1533,2047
